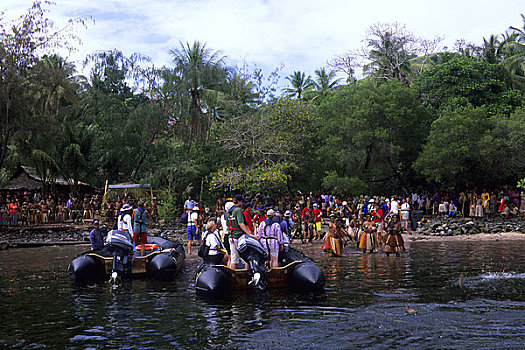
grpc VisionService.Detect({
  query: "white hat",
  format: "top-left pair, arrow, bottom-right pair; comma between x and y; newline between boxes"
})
120,204 -> 132,212
342,201 -> 347,206
224,201 -> 234,212
266,209 -> 276,217
284,210 -> 292,217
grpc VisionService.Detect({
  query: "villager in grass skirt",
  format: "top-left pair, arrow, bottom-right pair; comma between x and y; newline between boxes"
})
359,216 -> 377,253
382,215 -> 406,257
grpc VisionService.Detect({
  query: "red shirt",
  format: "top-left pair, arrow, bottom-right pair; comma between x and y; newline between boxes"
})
243,209 -> 254,232
8,203 -> 18,215
372,209 -> 383,222
301,207 -> 310,217
253,213 -> 266,225
313,208 -> 322,223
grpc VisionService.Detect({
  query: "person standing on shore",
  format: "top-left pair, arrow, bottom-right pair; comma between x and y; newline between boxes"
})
187,206 -> 201,255
89,220 -> 104,250
312,203 -> 322,240
400,198 -> 410,230
8,199 -> 18,226
481,190 -> 490,219
388,197 -> 400,220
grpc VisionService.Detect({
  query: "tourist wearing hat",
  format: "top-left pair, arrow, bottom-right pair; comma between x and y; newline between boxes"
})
257,209 -> 284,269
89,220 -> 104,250
118,204 -> 134,234
283,210 -> 294,239
187,206 -> 201,255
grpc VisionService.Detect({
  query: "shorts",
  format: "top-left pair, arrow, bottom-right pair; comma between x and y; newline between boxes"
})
401,212 -> 409,220
228,237 -> 245,266
133,231 -> 147,245
315,222 -> 321,232
187,226 -> 201,240
267,245 -> 279,258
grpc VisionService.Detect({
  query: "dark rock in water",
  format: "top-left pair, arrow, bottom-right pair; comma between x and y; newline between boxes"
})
416,216 -> 525,236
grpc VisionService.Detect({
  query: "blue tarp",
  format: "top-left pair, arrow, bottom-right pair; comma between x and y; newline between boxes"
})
108,184 -> 151,189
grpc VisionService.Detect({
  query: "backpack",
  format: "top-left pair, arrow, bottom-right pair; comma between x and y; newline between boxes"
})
197,240 -> 210,258
198,231 -> 222,259
179,211 -> 188,224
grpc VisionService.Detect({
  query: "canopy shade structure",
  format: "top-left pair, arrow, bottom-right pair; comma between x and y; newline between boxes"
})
108,184 -> 151,189
103,182 -> 154,204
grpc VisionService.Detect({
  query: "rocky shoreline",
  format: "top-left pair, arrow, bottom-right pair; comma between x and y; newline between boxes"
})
1,218 -> 524,250
0,223 -> 187,250
415,216 -> 525,236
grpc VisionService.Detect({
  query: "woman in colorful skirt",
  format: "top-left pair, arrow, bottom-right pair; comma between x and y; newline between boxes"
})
359,215 -> 377,253
383,215 -> 406,257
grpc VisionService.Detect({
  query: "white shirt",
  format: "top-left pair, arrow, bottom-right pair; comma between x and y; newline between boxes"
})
187,212 -> 198,227
118,213 -> 133,232
220,215 -> 228,236
401,203 -> 410,211
204,230 -> 222,255
390,200 -> 399,214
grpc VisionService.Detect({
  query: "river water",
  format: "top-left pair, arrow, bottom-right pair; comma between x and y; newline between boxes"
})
1,238 -> 524,349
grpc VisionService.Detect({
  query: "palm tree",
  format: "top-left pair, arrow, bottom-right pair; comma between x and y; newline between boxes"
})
309,67 -> 341,101
502,15 -> 525,90
170,41 -> 229,144
481,35 -> 503,64
283,71 -> 313,99
33,54 -> 79,117
363,23 -> 415,85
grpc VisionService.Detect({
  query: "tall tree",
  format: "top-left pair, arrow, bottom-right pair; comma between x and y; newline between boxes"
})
317,80 -> 431,193
170,41 -> 228,144
362,22 -> 416,85
0,1 -> 83,170
414,54 -> 518,112
283,71 -> 313,99
309,67 -> 341,101
502,15 -> 525,90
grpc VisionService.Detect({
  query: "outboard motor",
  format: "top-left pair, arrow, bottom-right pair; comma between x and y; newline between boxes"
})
105,230 -> 133,284
237,234 -> 268,290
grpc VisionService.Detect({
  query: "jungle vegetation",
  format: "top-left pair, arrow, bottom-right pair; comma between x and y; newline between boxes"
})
1,2 -> 525,202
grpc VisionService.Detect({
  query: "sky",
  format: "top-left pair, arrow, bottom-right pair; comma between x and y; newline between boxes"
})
2,0 -> 525,87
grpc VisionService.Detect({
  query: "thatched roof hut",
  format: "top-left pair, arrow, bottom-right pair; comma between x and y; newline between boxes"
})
0,166 -> 95,194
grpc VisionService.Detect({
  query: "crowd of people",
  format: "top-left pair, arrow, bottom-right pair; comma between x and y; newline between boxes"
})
186,187 -> 525,266
0,191 -> 159,228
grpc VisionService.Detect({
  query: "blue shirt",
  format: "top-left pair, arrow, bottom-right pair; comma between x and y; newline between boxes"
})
89,229 -> 104,250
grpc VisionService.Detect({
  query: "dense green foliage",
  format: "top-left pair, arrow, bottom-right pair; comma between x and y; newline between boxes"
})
1,2 -> 525,202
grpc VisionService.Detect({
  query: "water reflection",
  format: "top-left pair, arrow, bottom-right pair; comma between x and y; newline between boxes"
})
0,240 -> 524,349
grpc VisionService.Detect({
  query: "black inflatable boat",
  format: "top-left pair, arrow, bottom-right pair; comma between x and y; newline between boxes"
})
195,236 -> 325,297
69,231 -> 185,284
